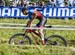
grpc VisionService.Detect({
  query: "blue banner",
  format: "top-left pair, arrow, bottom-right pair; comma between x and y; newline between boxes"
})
0,7 -> 27,18
0,6 -> 75,18
43,7 -> 75,18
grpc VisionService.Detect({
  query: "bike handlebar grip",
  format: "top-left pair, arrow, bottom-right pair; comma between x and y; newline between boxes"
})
45,26 -> 52,28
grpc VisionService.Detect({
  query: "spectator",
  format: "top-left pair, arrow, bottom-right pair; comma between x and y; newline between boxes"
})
23,0 -> 27,7
17,0 -> 24,7
35,1 -> 40,6
17,0 -> 30,7
40,1 -> 45,6
55,0 -> 62,6
34,2 -> 38,6
62,0 -> 71,7
35,1 -> 45,7
28,2 -> 33,6
9,0 -> 17,7
35,0 -> 42,6
68,0 -> 73,6
0,0 -> 5,6
46,0 -> 55,7
17,0 -> 22,7
59,0 -> 64,7
64,1 -> 69,7
20,0 -> 27,7
72,0 -> 75,6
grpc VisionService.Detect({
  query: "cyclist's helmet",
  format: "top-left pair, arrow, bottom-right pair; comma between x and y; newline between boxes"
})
22,7 -> 27,12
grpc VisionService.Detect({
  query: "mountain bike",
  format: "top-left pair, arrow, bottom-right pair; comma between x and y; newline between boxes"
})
9,26 -> 67,46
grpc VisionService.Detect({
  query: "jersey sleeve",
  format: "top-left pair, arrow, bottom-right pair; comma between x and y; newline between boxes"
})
28,10 -> 34,20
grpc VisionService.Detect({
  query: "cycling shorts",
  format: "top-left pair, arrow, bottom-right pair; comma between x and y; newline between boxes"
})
36,17 -> 47,28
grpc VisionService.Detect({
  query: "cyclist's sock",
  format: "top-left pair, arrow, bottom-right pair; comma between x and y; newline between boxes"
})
41,36 -> 45,45
42,40 -> 45,45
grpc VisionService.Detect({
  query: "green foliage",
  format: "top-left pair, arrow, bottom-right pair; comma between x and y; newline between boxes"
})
1,18 -> 75,25
5,0 -> 9,6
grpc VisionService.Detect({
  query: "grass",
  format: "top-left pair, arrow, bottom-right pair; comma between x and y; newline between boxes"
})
0,44 -> 72,55
0,29 -> 75,46
0,18 -> 75,55
1,18 -> 75,25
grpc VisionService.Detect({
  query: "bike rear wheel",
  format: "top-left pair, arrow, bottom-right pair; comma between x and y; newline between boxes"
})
46,35 -> 67,46
9,33 -> 32,45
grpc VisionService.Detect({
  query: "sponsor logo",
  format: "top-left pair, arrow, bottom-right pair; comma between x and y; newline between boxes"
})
0,7 -> 75,18
0,7 -> 27,17
43,7 -> 75,17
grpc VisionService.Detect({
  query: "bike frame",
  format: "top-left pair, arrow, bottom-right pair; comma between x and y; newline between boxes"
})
24,29 -> 45,44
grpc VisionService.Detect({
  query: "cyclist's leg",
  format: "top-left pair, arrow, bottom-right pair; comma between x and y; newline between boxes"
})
36,17 -> 47,27
37,17 -> 47,45
40,17 -> 47,27
38,29 -> 45,45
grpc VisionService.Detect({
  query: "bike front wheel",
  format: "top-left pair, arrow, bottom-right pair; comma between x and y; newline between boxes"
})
46,35 -> 67,46
9,33 -> 32,45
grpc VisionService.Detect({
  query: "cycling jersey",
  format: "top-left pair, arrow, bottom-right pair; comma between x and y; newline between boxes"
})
28,10 -> 43,20
28,9 -> 47,27
34,10 -> 43,18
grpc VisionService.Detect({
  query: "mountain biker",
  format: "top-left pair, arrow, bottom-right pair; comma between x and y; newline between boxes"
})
22,7 -> 47,45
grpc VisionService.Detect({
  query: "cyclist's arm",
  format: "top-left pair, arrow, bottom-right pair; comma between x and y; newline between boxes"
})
27,13 -> 37,27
